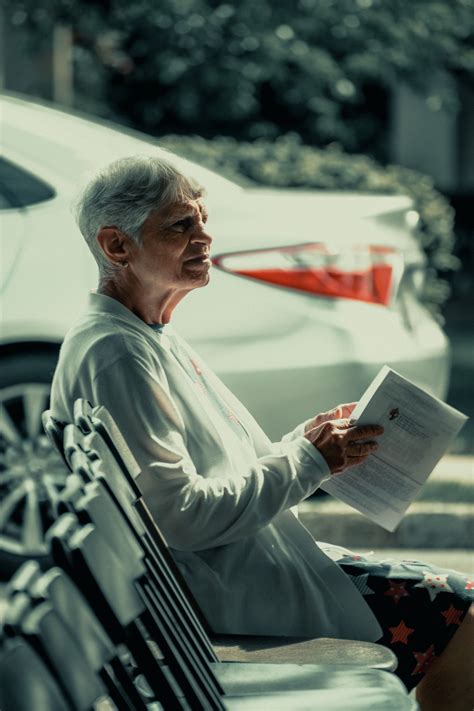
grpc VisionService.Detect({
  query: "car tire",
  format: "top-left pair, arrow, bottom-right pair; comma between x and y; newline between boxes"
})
0,349 -> 58,389
0,349 -> 66,579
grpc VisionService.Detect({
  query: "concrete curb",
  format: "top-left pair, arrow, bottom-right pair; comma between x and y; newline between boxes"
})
299,501 -> 474,549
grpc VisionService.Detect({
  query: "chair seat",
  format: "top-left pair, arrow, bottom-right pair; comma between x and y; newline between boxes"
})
224,685 -> 416,710
213,635 -> 397,671
213,662 -> 405,695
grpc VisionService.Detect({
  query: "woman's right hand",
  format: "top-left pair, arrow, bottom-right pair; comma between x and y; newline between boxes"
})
304,419 -> 384,475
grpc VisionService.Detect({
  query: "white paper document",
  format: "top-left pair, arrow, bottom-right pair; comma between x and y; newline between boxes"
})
320,366 -> 468,531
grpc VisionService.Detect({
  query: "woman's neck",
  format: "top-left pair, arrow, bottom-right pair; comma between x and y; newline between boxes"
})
98,278 -> 190,325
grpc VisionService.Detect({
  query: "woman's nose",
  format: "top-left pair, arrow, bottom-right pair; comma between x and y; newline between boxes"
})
192,223 -> 213,246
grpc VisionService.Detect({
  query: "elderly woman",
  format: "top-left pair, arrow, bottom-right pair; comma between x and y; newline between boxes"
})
52,156 -> 472,709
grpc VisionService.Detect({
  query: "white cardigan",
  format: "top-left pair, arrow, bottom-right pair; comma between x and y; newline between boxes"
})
51,292 -> 381,641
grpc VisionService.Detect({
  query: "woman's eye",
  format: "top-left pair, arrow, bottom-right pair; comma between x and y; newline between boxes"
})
172,218 -> 192,232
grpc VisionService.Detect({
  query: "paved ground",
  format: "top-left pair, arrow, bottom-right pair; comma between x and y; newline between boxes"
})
354,549 -> 473,576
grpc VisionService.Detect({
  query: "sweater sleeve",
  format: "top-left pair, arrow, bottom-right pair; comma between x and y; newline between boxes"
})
90,354 -> 330,551
273,418 -> 331,476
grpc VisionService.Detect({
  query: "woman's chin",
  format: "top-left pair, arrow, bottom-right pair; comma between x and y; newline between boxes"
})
182,259 -> 211,284
182,268 -> 211,287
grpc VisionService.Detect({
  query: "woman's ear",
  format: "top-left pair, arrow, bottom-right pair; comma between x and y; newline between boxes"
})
97,227 -> 131,266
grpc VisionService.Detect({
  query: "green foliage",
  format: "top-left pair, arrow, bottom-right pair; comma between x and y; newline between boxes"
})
5,0 -> 474,158
160,133 -> 457,314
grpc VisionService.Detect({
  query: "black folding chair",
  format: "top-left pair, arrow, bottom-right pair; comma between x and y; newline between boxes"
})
3,594 -> 109,710
6,560 -> 146,711
58,465 -> 413,702
0,637 -> 70,711
46,514 -> 215,710
46,404 -> 397,671
62,421 -> 221,667
0,403 -> 417,711
43,409 -> 411,703
72,401 -> 213,638
0,629 -> 414,711
58,475 -> 226,705
44,515 -> 413,710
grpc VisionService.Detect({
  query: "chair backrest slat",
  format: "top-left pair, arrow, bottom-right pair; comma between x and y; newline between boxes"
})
72,403 -> 218,643
66,413 -> 219,663
42,410 -> 69,469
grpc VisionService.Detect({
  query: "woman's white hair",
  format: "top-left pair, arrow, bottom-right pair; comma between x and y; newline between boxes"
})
74,155 -> 203,286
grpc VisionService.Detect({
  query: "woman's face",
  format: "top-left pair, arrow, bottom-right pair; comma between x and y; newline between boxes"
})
130,197 -> 213,292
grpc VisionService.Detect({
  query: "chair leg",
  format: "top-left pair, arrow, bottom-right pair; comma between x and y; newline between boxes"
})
107,657 -> 148,711
135,499 -> 216,646
140,530 -> 220,667
124,622 -> 185,711
140,581 -> 224,707
98,667 -> 133,711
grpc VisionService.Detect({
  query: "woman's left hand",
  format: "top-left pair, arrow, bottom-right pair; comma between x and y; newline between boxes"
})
304,402 -> 357,435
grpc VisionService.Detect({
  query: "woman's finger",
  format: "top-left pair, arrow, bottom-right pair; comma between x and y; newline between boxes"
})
347,441 -> 378,457
344,423 -> 384,440
333,418 -> 353,430
345,454 -> 370,469
339,402 -> 357,418
327,402 -> 356,420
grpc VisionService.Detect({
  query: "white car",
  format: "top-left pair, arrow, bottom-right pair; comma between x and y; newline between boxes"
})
1,93 -> 450,460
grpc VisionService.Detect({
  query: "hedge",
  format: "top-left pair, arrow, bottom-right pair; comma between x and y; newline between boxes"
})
12,0 -> 473,162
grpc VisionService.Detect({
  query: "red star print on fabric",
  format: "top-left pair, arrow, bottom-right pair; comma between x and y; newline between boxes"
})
412,645 -> 437,676
384,581 -> 410,603
465,579 -> 474,590
388,620 -> 415,645
441,605 -> 464,626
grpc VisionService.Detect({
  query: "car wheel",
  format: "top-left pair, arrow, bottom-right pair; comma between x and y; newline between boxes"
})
0,351 -> 67,578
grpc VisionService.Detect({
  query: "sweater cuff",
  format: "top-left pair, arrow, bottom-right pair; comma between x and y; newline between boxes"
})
278,436 -> 331,497
280,416 -> 314,444
297,436 -> 331,482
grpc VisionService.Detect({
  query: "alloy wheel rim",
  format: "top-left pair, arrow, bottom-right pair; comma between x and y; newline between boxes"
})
0,383 -> 67,557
